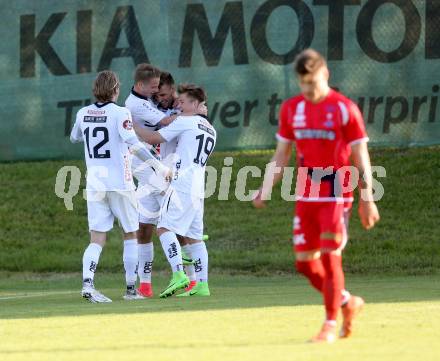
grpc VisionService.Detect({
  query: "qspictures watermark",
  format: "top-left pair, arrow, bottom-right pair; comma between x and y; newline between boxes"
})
54,156 -> 386,214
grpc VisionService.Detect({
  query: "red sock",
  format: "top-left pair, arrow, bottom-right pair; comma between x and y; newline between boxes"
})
321,253 -> 345,321
295,259 -> 325,292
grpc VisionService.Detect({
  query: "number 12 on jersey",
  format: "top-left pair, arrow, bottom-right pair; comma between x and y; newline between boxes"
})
84,127 -> 111,159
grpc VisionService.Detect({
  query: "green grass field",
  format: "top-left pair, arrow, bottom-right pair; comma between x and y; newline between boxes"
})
0,148 -> 439,360
0,147 -> 439,274
1,273 -> 439,361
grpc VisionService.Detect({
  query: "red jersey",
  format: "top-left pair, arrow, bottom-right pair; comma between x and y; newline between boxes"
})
277,89 -> 368,203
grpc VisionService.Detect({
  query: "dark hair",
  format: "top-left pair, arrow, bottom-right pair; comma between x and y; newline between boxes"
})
159,71 -> 175,88
134,63 -> 161,83
177,83 -> 206,103
93,70 -> 119,102
294,49 -> 326,75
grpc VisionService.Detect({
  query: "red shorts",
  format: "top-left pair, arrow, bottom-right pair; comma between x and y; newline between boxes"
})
293,201 -> 349,252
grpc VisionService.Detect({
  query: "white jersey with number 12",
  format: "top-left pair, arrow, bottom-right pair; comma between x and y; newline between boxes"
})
70,102 -> 136,191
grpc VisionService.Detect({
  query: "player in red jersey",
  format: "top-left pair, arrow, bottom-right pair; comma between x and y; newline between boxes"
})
253,49 -> 380,343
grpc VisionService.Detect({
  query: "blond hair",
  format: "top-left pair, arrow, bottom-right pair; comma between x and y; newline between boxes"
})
134,63 -> 161,83
93,70 -> 119,102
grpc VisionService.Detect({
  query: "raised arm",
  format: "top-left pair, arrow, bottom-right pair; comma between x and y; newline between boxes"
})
133,123 -> 166,145
157,114 -> 178,127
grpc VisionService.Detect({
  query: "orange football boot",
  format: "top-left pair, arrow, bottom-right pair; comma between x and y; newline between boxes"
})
184,280 -> 197,292
340,295 -> 365,338
137,283 -> 153,298
310,322 -> 337,343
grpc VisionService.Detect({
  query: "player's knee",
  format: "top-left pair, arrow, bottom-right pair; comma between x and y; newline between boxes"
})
295,250 -> 320,262
156,227 -> 168,237
90,231 -> 106,246
295,260 -> 309,275
137,223 -> 154,243
123,231 -> 137,240
320,252 -> 342,275
295,257 -> 323,276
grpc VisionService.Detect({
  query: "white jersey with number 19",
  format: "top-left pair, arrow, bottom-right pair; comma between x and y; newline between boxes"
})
158,115 -> 216,199
70,102 -> 137,191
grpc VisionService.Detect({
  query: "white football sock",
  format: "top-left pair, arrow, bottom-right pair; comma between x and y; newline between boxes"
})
159,232 -> 183,272
189,241 -> 208,282
182,244 -> 196,282
341,289 -> 351,306
138,242 -> 154,283
123,239 -> 138,286
82,243 -> 102,283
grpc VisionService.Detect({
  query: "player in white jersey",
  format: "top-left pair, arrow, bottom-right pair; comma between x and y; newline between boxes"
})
154,72 -> 201,293
70,70 -> 170,303
153,71 -> 181,162
134,84 -> 216,298
124,64 -> 178,297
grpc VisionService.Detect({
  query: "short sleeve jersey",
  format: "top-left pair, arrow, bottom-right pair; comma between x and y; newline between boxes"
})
156,106 -> 181,163
159,115 -> 216,198
125,89 -> 164,129
125,89 -> 165,179
277,89 -> 368,202
71,102 -> 136,191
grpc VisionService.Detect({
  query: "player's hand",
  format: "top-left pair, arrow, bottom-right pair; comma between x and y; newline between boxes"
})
158,165 -> 173,182
358,200 -> 380,230
252,189 -> 266,209
164,169 -> 173,183
197,101 -> 208,116
161,114 -> 177,126
172,97 -> 179,109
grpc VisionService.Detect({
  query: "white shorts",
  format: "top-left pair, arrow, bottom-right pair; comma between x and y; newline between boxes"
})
132,156 -> 169,193
137,190 -> 164,225
86,190 -> 139,233
157,189 -> 204,240
133,157 -> 168,225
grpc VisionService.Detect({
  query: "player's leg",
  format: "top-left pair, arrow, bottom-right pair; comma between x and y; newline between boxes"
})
177,197 -> 209,297
339,205 -> 364,338
136,223 -> 154,297
156,227 -> 189,298
136,223 -> 154,296
295,250 -> 324,291
294,203 -> 358,341
176,240 -> 209,297
121,230 -> 144,300
81,191 -> 113,303
293,202 -> 324,292
109,191 -> 144,300
156,190 -> 191,297
178,236 -> 197,291
311,202 -> 347,343
136,188 -> 163,297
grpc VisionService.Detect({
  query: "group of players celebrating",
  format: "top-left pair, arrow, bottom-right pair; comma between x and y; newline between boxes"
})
71,48 -> 380,344
71,63 -> 216,301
